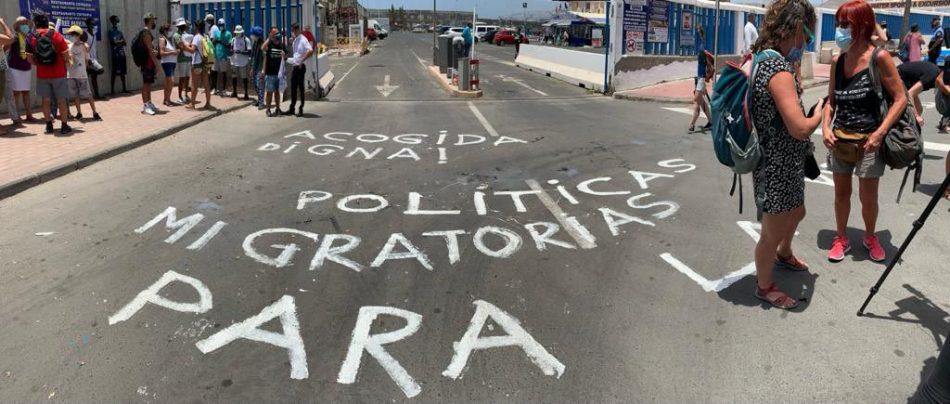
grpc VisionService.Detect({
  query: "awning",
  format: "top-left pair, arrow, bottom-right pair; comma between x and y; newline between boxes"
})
568,10 -> 607,25
543,19 -> 576,27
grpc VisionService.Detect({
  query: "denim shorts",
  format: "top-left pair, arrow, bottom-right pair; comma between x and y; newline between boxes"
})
161,62 -> 176,78
265,75 -> 279,92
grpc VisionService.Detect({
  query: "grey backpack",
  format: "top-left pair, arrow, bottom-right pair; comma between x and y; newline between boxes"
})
867,47 -> 924,202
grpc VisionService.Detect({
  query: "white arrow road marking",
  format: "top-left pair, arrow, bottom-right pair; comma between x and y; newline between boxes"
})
661,221 -> 792,292
376,75 -> 400,97
496,74 -> 549,96
661,107 -> 950,153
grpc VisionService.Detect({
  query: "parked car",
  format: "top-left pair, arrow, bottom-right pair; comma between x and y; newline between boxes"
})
494,30 -> 528,46
475,25 -> 499,41
483,29 -> 498,44
446,27 -> 464,38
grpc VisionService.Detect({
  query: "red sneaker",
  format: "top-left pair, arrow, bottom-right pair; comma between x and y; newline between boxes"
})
828,236 -> 851,262
863,234 -> 886,262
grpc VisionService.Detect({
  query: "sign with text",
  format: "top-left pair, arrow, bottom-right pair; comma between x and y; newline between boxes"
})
19,0 -> 102,40
647,0 -> 669,43
680,10 -> 694,47
622,0 -> 648,55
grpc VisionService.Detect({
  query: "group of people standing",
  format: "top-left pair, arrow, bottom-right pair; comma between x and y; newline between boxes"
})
739,0 -> 950,311
131,13 -> 314,117
0,10 -> 318,135
0,13 -> 103,135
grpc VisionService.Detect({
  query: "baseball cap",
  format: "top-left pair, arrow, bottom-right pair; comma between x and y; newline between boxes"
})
217,18 -> 225,25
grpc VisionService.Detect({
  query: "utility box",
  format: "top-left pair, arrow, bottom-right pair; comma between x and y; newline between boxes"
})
438,35 -> 453,74
459,57 -> 471,91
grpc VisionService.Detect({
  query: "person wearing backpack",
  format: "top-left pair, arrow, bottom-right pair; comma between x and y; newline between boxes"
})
136,13 -> 160,115
27,11 -> 72,135
183,19 -> 212,111
229,25 -> 251,100
821,0 -> 907,264
688,25 -> 713,133
744,0 -> 823,310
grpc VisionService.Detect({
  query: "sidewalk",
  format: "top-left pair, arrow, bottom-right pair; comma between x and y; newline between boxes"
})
615,61 -> 831,104
0,89 -> 250,199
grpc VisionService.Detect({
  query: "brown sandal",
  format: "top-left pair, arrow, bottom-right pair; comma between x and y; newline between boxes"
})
755,283 -> 799,310
775,254 -> 809,272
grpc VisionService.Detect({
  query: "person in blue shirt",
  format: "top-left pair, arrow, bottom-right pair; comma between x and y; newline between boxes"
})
689,25 -> 713,132
462,24 -> 473,57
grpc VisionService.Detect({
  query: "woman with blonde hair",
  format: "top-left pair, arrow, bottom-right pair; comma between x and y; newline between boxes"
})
748,0 -> 823,310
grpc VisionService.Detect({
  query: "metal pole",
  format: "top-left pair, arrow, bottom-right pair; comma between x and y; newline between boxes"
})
433,0 -> 437,63
603,0 -> 611,93
472,5 -> 477,60
713,0 -> 720,77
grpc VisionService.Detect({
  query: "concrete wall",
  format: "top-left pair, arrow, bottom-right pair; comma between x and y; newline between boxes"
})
612,54 -> 742,92
2,0 -> 171,112
515,44 -> 606,92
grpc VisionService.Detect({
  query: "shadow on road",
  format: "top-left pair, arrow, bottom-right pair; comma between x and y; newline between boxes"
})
816,228 -> 897,266
717,270 -> 819,313
861,284 -> 950,349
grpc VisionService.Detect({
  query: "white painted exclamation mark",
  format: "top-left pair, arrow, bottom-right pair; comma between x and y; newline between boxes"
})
438,147 -> 447,164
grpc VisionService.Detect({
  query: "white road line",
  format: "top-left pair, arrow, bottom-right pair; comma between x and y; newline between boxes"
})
467,101 -> 500,137
660,253 -> 755,293
336,60 -> 361,86
498,74 -> 549,96
409,48 -> 428,68
662,107 -> 950,153
525,179 -> 597,250
479,54 -> 517,67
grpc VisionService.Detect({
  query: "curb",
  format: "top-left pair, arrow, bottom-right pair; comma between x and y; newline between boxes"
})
425,65 -> 483,98
0,101 -> 252,201
614,78 -> 831,104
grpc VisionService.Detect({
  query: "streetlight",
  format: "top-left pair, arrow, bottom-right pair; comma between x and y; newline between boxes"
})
432,0 -> 437,62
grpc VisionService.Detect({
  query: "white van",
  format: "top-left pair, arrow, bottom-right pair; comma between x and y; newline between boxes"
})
367,19 -> 388,39
475,25 -> 499,41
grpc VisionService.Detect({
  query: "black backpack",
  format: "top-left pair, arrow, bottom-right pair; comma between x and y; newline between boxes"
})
34,29 -> 58,65
131,29 -> 149,67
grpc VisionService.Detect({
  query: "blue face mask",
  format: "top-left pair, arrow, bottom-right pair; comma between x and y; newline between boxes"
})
19,25 -> 30,34
835,27 -> 853,52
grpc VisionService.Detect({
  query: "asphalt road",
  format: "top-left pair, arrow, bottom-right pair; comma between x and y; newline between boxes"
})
1,32 -> 949,403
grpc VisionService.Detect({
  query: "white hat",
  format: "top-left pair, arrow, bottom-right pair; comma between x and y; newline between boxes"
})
175,18 -> 186,27
217,18 -> 225,25
234,25 -> 244,34
205,14 -> 214,21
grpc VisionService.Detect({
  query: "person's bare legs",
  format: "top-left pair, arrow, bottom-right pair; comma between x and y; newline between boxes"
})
41,97 -> 52,123
20,92 -> 34,120
56,99 -> 68,126
858,177 -> 879,235
689,91 -> 702,129
73,96 -> 82,117
776,206 -> 806,258
87,96 -> 97,115
163,76 -> 173,105
833,173 -> 853,237
142,82 -> 152,104
755,208 -> 802,308
202,72 -> 212,108
189,71 -> 200,109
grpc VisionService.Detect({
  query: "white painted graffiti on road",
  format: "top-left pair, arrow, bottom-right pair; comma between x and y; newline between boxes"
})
256,130 -> 532,164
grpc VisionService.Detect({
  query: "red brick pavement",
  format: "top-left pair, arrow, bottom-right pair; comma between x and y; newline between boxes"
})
0,89 -> 249,196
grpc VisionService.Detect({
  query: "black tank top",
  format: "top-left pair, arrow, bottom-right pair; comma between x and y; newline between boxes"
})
833,56 -> 881,134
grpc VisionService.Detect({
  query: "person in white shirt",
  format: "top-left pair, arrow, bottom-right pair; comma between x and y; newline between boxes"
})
230,25 -> 251,100
744,14 -> 759,55
65,25 -> 101,121
287,23 -> 313,117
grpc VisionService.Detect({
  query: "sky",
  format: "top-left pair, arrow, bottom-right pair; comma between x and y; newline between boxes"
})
359,0 -> 558,18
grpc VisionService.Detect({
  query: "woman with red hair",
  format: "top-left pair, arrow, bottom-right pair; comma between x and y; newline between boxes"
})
821,0 -> 906,264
